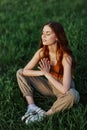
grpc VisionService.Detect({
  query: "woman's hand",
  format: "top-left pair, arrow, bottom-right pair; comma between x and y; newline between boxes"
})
38,58 -> 50,75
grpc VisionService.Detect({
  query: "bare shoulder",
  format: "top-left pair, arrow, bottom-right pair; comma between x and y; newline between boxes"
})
37,48 -> 44,58
62,53 -> 72,66
33,48 -> 44,61
34,48 -> 43,56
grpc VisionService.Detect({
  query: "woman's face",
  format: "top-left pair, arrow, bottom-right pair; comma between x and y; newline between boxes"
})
41,25 -> 58,46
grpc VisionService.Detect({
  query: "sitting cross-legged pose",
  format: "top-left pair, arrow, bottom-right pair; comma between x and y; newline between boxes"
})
16,21 -> 80,124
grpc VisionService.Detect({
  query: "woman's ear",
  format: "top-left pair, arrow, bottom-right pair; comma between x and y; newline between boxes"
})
56,38 -> 58,42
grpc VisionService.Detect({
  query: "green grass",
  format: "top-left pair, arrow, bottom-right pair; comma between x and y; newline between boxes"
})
0,0 -> 87,130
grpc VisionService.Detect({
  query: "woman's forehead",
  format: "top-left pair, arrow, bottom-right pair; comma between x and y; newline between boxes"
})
42,25 -> 53,32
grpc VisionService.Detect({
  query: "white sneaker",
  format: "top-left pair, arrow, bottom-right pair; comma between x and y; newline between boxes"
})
25,108 -> 46,124
21,109 -> 33,121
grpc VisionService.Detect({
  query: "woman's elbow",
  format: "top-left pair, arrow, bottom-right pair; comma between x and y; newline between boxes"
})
62,90 -> 67,94
62,86 -> 70,94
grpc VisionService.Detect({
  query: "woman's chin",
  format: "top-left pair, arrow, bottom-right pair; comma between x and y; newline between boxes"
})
42,42 -> 48,45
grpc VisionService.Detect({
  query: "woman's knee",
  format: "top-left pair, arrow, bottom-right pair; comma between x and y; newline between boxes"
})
16,68 -> 23,78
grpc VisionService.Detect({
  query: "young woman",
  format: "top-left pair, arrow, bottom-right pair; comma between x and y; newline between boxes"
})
16,21 -> 80,124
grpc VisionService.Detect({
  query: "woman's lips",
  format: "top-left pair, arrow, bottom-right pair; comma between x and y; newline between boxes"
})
42,39 -> 47,42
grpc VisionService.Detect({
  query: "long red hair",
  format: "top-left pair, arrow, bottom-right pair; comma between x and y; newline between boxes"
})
39,21 -> 75,77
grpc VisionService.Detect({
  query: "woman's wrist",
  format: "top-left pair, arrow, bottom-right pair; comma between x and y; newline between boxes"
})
39,71 -> 44,76
44,72 -> 52,79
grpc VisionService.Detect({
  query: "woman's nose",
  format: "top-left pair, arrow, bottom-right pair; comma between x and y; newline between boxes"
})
42,34 -> 46,38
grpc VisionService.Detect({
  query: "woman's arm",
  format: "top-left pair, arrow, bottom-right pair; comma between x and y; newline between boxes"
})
23,48 -> 43,76
38,56 -> 72,94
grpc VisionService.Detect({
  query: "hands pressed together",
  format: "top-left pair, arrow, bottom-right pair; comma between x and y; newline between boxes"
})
38,58 -> 51,75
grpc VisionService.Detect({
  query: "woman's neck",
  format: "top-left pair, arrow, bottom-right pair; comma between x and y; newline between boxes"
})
48,42 -> 57,54
48,43 -> 58,65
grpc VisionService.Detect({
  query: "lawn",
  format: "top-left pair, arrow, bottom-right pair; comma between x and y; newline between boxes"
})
0,0 -> 87,130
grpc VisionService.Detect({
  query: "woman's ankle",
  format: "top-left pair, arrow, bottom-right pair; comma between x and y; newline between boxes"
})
45,109 -> 53,116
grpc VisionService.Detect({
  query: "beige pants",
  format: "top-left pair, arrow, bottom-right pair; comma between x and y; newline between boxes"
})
16,69 -> 80,114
